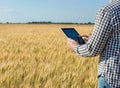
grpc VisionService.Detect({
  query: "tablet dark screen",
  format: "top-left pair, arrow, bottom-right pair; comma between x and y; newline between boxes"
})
62,28 -> 79,41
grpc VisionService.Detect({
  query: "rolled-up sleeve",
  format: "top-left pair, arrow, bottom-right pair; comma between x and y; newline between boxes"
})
74,7 -> 113,57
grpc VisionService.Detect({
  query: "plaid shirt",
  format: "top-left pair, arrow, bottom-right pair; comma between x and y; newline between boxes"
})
74,0 -> 120,88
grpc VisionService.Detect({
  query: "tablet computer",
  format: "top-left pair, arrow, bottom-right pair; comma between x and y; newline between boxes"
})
61,28 -> 86,44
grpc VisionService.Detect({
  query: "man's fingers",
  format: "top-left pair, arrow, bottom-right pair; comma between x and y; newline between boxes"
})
67,38 -> 76,42
81,34 -> 92,37
67,38 -> 79,45
83,37 -> 89,41
81,34 -> 89,37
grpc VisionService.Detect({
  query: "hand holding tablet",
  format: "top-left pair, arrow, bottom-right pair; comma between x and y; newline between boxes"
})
61,28 -> 86,44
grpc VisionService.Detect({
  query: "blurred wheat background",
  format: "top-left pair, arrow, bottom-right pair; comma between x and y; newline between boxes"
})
0,24 -> 99,88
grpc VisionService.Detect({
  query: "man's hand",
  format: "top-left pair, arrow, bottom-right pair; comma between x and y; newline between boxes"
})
81,33 -> 91,42
67,38 -> 79,52
67,33 -> 91,52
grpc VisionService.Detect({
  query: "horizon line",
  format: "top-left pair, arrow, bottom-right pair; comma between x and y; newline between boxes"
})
0,21 -> 95,24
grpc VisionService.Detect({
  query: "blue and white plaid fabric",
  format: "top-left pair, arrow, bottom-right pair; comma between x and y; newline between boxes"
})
74,0 -> 120,88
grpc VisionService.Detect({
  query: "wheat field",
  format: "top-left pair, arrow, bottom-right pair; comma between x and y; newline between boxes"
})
0,24 -> 99,88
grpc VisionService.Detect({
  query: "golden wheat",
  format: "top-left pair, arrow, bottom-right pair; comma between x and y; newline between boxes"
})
0,24 -> 98,88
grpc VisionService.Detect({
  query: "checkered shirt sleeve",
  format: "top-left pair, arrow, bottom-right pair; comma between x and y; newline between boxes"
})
74,7 -> 113,57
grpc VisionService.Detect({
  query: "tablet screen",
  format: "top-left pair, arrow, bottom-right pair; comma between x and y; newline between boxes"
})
61,28 -> 86,44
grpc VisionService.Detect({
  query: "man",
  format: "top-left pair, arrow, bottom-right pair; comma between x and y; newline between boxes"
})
67,0 -> 120,88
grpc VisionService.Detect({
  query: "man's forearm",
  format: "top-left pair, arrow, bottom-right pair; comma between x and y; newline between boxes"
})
73,7 -> 113,57
74,44 -> 98,57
